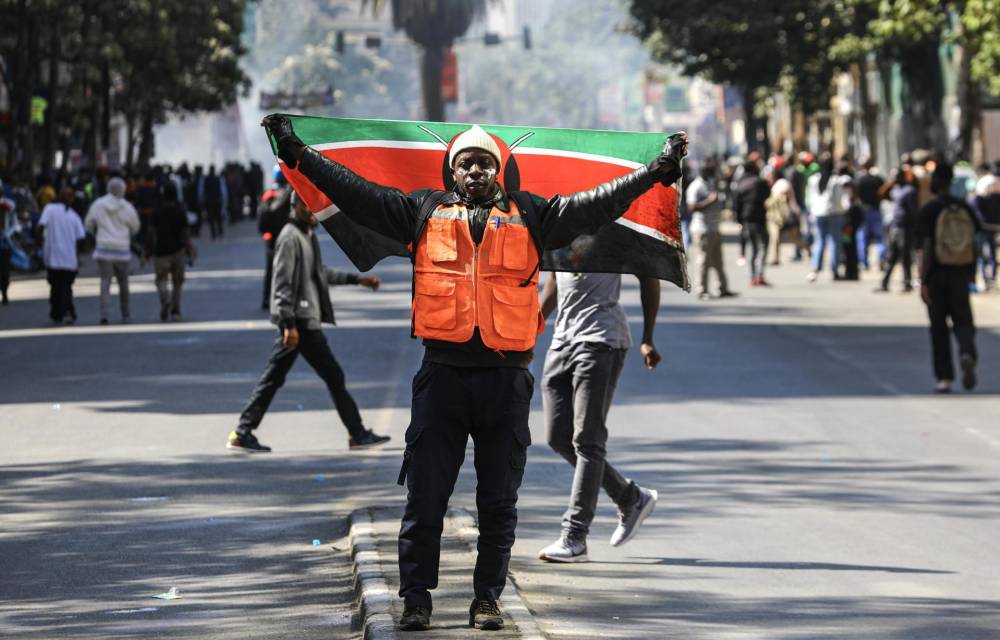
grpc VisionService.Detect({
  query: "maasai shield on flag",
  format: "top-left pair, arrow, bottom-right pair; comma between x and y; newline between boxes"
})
266,115 -> 689,291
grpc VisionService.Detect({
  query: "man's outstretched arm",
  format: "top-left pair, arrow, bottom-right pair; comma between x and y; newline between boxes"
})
263,115 -> 419,244
538,133 -> 688,249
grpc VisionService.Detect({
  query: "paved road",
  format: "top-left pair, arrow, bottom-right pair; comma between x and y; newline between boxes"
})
1,221 -> 998,639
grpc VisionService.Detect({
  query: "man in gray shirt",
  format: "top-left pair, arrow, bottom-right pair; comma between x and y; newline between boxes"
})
537,271 -> 661,562
229,191 -> 389,452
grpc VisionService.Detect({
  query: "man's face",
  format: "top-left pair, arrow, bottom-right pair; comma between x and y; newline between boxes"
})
293,198 -> 316,227
452,149 -> 498,201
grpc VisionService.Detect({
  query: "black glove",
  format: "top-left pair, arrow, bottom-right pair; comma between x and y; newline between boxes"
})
648,131 -> 688,186
262,114 -> 306,170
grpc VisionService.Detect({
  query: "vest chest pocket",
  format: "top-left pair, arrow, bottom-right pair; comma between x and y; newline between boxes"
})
426,218 -> 458,263
414,279 -> 457,330
501,224 -> 529,271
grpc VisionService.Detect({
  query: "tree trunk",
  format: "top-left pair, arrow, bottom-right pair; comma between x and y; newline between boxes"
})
42,25 -> 60,175
19,14 -> 39,181
856,59 -> 879,164
899,39 -> 946,152
956,41 -> 980,162
4,0 -> 25,170
136,110 -> 155,169
420,45 -> 445,122
125,114 -> 136,169
739,85 -> 768,154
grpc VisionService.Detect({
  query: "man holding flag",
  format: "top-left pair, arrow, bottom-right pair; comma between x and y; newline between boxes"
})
262,114 -> 687,632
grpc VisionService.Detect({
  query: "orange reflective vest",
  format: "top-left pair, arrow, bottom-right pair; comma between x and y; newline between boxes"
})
412,198 -> 543,351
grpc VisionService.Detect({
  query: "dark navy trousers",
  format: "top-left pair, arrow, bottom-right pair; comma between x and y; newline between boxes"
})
397,362 -> 533,610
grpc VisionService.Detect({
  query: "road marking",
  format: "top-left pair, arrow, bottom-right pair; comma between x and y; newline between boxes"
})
966,427 -> 1000,448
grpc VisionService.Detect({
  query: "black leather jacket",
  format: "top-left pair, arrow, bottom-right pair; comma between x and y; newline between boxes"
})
296,147 -> 658,251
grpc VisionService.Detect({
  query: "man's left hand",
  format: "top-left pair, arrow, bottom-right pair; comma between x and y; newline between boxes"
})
640,342 -> 661,370
359,275 -> 381,291
649,132 -> 689,185
920,284 -> 930,305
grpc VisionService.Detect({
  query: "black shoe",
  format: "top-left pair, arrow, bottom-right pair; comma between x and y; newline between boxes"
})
399,605 -> 431,631
469,599 -> 504,631
717,290 -> 739,298
348,429 -> 391,450
227,430 -> 272,453
960,354 -> 977,391
99,318 -> 109,325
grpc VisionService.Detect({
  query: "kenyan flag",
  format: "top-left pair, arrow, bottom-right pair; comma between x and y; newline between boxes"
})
266,115 -> 688,290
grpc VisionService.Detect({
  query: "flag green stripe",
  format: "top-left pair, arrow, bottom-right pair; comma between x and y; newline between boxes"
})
278,114 -> 670,165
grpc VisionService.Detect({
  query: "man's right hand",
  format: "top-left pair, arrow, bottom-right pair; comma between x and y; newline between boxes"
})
262,115 -> 306,170
282,326 -> 300,349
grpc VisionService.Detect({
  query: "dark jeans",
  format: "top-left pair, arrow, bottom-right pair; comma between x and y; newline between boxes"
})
926,270 -> 977,381
542,342 -> 638,537
979,231 -> 997,284
398,362 -> 532,611
237,325 -> 364,436
881,226 -> 913,290
745,222 -> 769,279
206,204 -> 224,239
46,268 -> 77,321
857,209 -> 884,268
0,247 -> 10,300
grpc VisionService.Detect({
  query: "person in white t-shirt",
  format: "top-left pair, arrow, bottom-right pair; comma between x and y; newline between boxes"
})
686,164 -> 735,299
37,187 -> 86,324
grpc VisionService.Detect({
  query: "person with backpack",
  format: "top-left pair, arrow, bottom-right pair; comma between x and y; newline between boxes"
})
919,162 -> 981,393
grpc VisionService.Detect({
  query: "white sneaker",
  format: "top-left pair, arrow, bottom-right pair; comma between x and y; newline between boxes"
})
934,379 -> 953,394
807,271 -> 818,283
610,487 -> 658,547
537,534 -> 589,563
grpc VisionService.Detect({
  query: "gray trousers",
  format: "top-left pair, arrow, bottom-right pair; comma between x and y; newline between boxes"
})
542,341 -> 638,537
97,259 -> 130,320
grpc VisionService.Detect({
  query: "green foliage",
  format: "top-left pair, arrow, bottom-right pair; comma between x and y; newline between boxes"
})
0,0 -> 251,168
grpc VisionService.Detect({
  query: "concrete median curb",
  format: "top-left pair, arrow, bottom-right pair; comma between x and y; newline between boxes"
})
448,507 -> 546,640
349,508 -> 397,640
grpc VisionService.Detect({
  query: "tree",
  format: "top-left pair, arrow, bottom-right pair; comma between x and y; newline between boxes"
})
364,0 -> 488,122
628,0 -> 784,152
0,0 -> 251,174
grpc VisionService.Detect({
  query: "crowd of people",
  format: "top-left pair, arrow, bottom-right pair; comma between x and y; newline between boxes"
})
680,151 -> 1000,298
0,161 -> 267,324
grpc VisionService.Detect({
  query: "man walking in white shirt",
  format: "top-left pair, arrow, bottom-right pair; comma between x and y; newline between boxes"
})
37,187 -> 86,324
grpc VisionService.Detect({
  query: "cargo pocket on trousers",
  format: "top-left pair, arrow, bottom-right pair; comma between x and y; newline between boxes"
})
506,422 -> 530,494
398,424 -> 425,486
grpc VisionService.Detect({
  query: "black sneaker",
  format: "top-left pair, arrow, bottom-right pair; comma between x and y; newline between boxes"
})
348,429 -> 391,450
469,599 -> 503,631
718,290 -> 739,298
399,605 -> 430,631
960,354 -> 977,391
227,430 -> 271,453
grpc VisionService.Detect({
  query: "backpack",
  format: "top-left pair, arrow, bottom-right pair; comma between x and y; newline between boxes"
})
934,202 -> 976,266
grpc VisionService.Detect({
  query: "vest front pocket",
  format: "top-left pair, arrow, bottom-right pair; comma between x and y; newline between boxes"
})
426,218 -> 458,263
414,278 -> 457,330
489,283 -> 536,342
